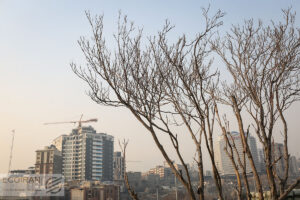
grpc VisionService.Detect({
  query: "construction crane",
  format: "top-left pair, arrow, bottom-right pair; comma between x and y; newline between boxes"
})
8,130 -> 15,174
44,115 -> 97,127
44,115 -> 98,134
44,115 -> 97,180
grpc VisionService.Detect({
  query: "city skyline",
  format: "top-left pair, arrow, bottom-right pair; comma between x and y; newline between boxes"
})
1,0 -> 300,175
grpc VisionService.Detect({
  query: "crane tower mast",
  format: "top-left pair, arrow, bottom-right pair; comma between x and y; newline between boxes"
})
8,130 -> 15,174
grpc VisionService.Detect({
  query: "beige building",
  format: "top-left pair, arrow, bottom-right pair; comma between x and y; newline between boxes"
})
148,165 -> 172,179
35,145 -> 62,174
147,162 -> 185,179
52,135 -> 67,152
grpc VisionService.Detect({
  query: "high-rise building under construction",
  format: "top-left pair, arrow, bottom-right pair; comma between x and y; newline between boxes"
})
52,126 -> 114,181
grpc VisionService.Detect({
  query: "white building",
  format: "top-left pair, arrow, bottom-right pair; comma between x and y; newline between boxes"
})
214,131 -> 260,176
52,126 -> 114,182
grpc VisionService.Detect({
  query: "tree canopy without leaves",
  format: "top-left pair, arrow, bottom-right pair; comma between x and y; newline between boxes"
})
71,8 -> 300,200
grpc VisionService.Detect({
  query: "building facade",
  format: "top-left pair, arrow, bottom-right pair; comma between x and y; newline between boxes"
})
289,156 -> 299,176
10,167 -> 35,175
113,152 -> 125,181
258,148 -> 266,174
148,165 -> 173,179
35,145 -> 62,174
272,143 -> 300,177
70,183 -> 119,200
273,143 -> 285,176
52,135 -> 67,152
214,131 -> 260,176
55,126 -> 114,182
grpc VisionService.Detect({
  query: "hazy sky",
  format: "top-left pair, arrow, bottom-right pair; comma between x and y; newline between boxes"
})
0,0 -> 300,173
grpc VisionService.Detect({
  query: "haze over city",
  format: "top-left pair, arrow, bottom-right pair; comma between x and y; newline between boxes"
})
1,0 -> 300,176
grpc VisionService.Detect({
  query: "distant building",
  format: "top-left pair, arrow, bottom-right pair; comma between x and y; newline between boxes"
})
10,167 -> 35,175
248,136 -> 260,172
35,145 -> 62,174
259,144 -> 298,177
258,148 -> 266,174
60,126 -> 114,182
70,182 -> 119,200
145,162 -> 187,185
163,161 -> 185,172
273,143 -> 285,176
127,171 -> 142,182
113,152 -> 125,181
144,173 -> 160,185
205,170 -> 212,177
52,135 -> 67,152
289,156 -> 299,176
148,165 -> 172,179
214,131 -> 260,175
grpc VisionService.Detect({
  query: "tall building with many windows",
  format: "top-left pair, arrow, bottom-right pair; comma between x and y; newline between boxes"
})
273,143 -> 285,176
258,148 -> 266,174
113,152 -> 125,181
289,156 -> 299,176
53,126 -> 114,182
214,131 -> 260,175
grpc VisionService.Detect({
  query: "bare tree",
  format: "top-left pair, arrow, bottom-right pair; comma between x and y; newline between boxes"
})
214,106 -> 252,200
71,7 -> 300,200
212,8 -> 300,200
154,8 -> 225,199
71,9 -> 224,200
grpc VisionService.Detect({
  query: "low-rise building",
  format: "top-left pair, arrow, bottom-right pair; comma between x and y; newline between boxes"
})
10,166 -> 35,174
127,171 -> 142,182
148,165 -> 172,179
70,182 -> 119,200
